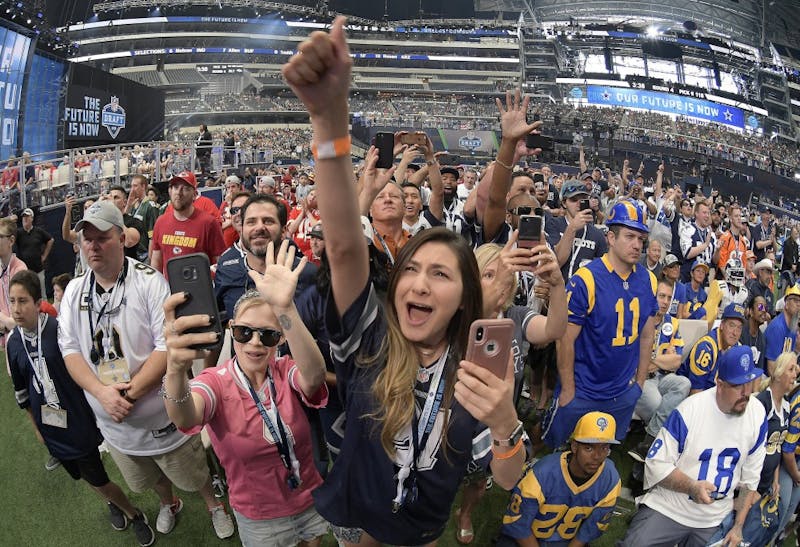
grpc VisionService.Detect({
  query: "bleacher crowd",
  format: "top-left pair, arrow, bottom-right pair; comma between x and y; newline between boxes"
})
7,20 -> 800,547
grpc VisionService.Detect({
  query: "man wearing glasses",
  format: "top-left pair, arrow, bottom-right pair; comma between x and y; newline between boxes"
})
739,295 -> 769,369
498,411 -> 621,546
545,179 -> 607,282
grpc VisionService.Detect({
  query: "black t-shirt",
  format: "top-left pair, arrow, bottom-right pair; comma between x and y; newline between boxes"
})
123,213 -> 147,259
16,226 -> 52,272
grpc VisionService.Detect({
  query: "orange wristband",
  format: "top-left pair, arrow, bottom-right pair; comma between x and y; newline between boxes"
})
311,136 -> 351,160
492,436 -> 524,460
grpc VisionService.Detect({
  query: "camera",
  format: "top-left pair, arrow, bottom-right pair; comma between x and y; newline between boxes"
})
182,266 -> 198,281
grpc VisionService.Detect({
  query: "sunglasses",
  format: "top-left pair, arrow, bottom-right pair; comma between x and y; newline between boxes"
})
756,303 -> 767,311
229,206 -> 241,215
230,325 -> 282,347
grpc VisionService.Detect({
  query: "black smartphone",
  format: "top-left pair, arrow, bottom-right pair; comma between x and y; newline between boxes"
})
579,198 -> 591,211
518,214 -> 543,249
532,173 -> 545,184
70,201 -> 84,230
526,133 -> 554,151
167,253 -> 223,350
374,132 -> 394,169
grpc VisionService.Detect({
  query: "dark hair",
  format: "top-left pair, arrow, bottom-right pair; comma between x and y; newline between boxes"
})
230,190 -> 252,204
241,193 -> 287,227
10,270 -> 41,301
108,185 -> 127,197
657,277 -> 675,290
52,272 -> 73,291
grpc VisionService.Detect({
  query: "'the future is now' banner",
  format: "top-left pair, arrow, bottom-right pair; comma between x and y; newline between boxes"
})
587,85 -> 744,129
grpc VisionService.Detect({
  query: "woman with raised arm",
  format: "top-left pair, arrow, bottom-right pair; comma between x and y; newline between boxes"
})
283,17 -> 542,546
162,239 -> 328,547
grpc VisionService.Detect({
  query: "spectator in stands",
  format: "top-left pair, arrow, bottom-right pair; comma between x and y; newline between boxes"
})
628,277 -> 690,463
150,171 -> 226,278
196,124 -> 212,175
59,201 -> 234,540
126,175 -> 159,255
307,223 -> 325,266
641,239 -> 664,280
746,259 -> 776,317
107,186 -> 147,262
714,203 -> 749,273
8,269 -> 156,546
546,179 -> 607,282
752,206 -> 776,262
287,189 -> 321,260
163,243 -> 329,547
498,412 -> 621,547
705,256 -> 750,323
780,226 -> 799,294
295,172 -> 312,202
661,254 -> 689,319
357,154 -> 410,264
16,208 -> 53,299
777,377 -> 800,543
684,259 -> 709,319
457,169 -> 477,201
543,199 -> 657,449
678,302 -> 745,393
740,295 -> 769,369
679,199 -> 715,283
51,272 -> 72,314
764,285 -> 800,373
0,216 -> 27,338
671,197 -> 693,265
621,345 -> 766,547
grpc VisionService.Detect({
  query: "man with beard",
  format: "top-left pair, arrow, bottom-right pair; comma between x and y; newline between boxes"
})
214,194 -> 316,322
620,345 -> 766,547
740,295 -> 769,368
150,171 -> 225,279
764,285 -> 800,372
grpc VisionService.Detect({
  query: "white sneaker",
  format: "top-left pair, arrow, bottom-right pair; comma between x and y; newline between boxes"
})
155,498 -> 182,534
210,505 -> 235,539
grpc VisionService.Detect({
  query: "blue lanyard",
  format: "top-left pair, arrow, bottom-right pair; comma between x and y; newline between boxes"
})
237,359 -> 301,490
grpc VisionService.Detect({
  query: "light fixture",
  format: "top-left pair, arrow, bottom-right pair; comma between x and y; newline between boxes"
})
646,25 -> 660,37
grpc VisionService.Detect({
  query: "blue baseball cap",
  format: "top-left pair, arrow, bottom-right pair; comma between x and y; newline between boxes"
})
560,179 -> 590,200
718,346 -> 763,386
721,302 -> 746,323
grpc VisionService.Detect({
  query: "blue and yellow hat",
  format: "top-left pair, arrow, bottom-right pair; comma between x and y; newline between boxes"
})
606,199 -> 649,233
572,411 -> 620,444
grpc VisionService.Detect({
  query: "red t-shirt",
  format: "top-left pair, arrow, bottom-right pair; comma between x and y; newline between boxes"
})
151,208 -> 226,278
289,207 -> 320,259
163,195 -> 222,224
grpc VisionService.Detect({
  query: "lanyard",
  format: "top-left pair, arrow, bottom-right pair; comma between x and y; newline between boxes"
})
374,231 -> 395,265
392,347 -> 448,512
235,359 -> 302,490
86,262 -> 128,363
566,217 -> 588,279
18,314 -> 59,407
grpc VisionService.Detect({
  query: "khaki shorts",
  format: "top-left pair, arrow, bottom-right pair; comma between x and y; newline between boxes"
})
107,435 -> 209,493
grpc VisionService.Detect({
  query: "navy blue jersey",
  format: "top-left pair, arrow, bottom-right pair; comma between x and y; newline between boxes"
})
764,314 -> 797,363
566,255 -> 658,399
314,283 -> 492,545
755,389 -> 789,495
544,215 -> 607,281
502,451 -> 620,543
8,316 -> 102,460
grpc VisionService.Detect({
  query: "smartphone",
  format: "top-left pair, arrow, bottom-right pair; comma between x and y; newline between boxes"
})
400,131 -> 427,146
465,318 -> 515,378
70,201 -> 84,230
374,132 -> 394,169
167,253 -> 223,350
579,198 -> 591,212
518,214 -> 543,249
525,134 -> 554,151
532,173 -> 545,184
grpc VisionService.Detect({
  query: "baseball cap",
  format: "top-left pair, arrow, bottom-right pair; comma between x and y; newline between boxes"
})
692,259 -> 709,272
572,411 -> 620,445
308,223 -> 323,240
407,163 -> 421,172
21,208 -> 33,218
560,179 -> 589,200
169,170 -> 197,189
721,302 -> 746,323
718,345 -> 763,386
440,167 -> 460,179
664,254 -> 681,267
225,175 -> 241,186
580,171 -> 593,180
75,200 -> 125,232
754,258 -> 773,271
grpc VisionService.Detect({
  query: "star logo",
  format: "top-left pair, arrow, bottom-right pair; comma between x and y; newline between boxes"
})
601,90 -> 611,101
723,109 -> 733,121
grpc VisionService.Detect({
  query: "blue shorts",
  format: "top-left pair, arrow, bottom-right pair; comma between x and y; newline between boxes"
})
542,381 -> 642,449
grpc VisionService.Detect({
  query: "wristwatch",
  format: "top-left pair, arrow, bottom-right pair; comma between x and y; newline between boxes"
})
493,420 -> 524,447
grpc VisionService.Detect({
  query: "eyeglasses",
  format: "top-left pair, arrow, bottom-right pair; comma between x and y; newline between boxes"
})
229,206 -> 241,215
230,325 -> 282,347
507,206 -> 533,216
756,303 -> 767,311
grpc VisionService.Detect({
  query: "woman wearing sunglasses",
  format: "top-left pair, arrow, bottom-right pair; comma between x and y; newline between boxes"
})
162,239 -> 328,547
283,19 -> 534,546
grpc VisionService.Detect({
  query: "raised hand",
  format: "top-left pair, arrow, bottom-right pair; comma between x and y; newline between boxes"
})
496,89 -> 541,143
360,145 -> 397,196
248,239 -> 308,312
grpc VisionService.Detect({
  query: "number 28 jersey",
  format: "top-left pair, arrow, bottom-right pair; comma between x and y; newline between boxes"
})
642,387 -> 767,528
567,255 -> 658,399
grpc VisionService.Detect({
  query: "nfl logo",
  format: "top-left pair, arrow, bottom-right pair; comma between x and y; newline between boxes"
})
101,96 -> 126,139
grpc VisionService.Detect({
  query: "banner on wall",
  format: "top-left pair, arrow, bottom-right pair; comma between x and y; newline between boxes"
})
586,85 -> 745,129
0,26 -> 31,159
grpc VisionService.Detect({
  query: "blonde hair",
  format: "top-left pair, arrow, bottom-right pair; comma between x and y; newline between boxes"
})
0,217 -> 15,238
760,351 -> 798,391
474,243 -> 517,311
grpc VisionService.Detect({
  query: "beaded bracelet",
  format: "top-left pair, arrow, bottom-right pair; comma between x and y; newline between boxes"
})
159,377 -> 193,404
492,436 -> 524,460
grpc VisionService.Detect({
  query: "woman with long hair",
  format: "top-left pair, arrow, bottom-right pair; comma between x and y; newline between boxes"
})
282,17 -> 548,546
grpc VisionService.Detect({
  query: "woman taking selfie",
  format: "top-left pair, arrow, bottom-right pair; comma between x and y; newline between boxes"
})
282,17 -> 548,546
162,240 -> 328,547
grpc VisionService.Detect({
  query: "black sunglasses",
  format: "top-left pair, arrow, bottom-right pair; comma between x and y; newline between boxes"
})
507,206 -> 533,216
231,325 -> 282,347
229,206 -> 241,215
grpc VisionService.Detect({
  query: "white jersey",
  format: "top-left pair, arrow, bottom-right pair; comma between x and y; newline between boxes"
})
717,280 -> 749,319
58,257 -> 188,456
642,387 -> 767,528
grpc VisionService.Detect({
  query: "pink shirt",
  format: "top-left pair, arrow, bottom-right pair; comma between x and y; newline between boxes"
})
0,254 -> 27,347
184,356 -> 327,520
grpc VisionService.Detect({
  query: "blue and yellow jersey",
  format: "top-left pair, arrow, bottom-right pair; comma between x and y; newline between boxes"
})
783,389 -> 800,457
502,451 -> 621,543
654,314 -> 684,357
677,328 -> 735,391
764,314 -> 797,363
684,282 -> 708,320
567,255 -> 658,399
